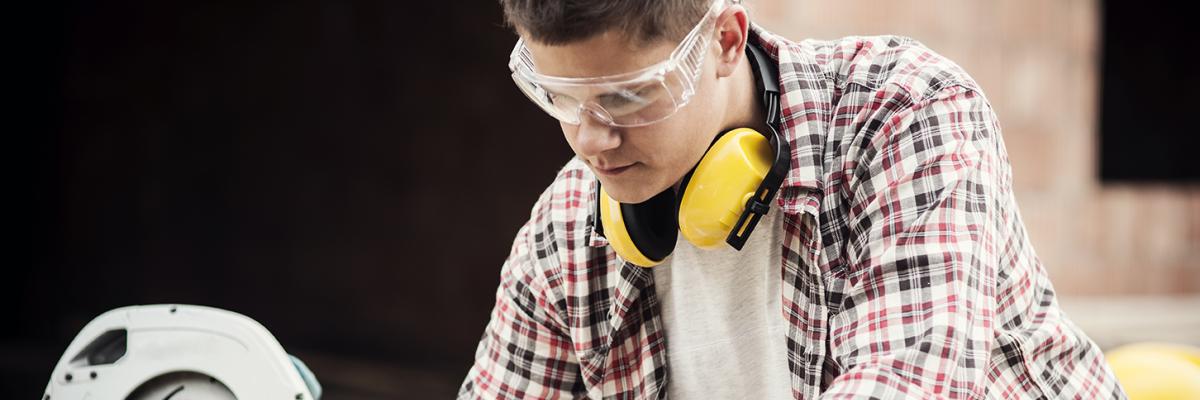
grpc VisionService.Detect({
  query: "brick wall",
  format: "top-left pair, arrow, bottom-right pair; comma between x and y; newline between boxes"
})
751,0 -> 1199,295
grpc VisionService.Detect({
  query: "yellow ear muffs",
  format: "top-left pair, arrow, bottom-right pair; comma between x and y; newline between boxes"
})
596,127 -> 777,267
593,40 -> 790,267
677,128 -> 775,249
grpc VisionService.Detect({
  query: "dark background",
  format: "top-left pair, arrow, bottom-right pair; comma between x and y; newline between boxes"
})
11,1 -> 570,398
1099,0 -> 1199,182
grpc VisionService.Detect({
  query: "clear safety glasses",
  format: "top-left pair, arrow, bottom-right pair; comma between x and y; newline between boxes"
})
507,0 -> 728,127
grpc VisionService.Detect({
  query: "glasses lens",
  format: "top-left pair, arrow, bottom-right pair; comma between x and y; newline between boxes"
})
508,32 -> 709,126
517,74 -> 687,128
603,75 -> 688,127
512,73 -> 581,124
506,0 -> 722,127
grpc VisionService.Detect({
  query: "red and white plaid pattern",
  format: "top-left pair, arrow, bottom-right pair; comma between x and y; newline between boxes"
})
459,24 -> 1126,399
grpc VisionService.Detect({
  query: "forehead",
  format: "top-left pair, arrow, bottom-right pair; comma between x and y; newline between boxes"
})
522,30 -> 677,79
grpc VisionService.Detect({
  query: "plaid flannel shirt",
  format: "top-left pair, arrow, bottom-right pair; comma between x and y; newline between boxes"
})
459,25 -> 1125,399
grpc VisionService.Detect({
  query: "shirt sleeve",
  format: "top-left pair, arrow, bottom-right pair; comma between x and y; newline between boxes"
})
457,219 -> 585,399
821,84 -> 1003,399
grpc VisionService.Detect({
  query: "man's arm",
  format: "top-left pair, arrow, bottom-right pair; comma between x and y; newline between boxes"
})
822,84 -> 1006,399
458,219 -> 585,399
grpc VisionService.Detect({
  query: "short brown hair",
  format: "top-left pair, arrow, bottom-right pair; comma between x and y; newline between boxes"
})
499,0 -> 711,46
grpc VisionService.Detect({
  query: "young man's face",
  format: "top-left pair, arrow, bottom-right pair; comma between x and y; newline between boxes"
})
524,31 -> 729,204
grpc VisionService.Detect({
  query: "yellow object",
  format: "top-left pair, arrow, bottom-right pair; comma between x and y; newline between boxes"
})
599,128 -> 776,267
678,128 -> 773,249
1106,342 -> 1200,400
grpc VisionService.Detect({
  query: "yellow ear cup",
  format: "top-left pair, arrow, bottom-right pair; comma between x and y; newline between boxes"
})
678,128 -> 774,249
598,186 -> 663,267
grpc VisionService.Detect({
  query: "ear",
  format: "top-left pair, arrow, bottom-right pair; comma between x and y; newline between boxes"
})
714,5 -> 750,78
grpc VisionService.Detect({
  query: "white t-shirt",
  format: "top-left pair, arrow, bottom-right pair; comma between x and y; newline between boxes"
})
652,204 -> 793,399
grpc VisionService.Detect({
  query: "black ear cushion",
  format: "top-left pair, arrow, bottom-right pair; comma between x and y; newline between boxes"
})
619,189 -> 679,263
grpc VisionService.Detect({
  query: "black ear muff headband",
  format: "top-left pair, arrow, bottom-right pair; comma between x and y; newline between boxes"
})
724,39 -> 789,250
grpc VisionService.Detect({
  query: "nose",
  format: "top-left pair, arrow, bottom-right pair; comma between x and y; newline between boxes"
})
569,111 -> 621,159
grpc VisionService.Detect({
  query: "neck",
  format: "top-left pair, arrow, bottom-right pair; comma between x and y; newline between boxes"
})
725,49 -> 770,135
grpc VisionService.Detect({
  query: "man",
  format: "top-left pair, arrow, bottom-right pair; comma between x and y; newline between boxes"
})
459,0 -> 1126,398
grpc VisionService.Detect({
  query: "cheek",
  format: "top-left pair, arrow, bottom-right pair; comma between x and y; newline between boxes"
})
559,123 -> 582,152
637,120 -> 704,168
673,104 -> 716,142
